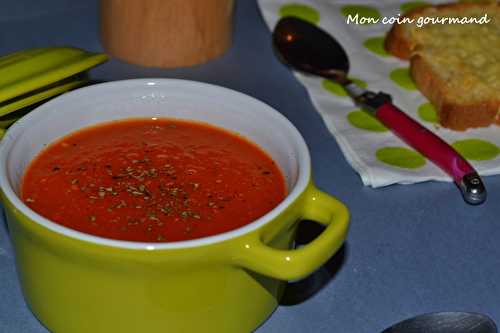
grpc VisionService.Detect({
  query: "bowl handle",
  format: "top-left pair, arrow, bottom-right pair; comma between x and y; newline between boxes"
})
234,185 -> 349,281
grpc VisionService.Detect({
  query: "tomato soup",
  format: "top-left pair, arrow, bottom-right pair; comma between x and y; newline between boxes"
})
21,118 -> 287,242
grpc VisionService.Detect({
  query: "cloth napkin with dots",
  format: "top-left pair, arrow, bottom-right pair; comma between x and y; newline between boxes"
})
258,0 -> 500,187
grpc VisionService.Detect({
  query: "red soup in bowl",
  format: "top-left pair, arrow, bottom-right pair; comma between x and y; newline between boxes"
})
21,118 -> 287,242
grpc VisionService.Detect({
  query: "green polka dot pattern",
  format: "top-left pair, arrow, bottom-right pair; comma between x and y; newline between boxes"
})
340,5 -> 381,25
279,4 -> 320,24
323,78 -> 367,97
390,68 -> 417,90
363,37 -> 389,57
417,103 -> 438,124
268,1 -> 500,181
400,1 -> 430,13
347,110 -> 388,132
376,147 -> 426,169
452,139 -> 500,161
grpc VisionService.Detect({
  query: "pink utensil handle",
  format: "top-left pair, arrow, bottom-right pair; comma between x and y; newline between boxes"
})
375,102 -> 474,183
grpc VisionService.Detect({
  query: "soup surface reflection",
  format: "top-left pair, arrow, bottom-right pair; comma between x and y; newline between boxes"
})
21,118 -> 287,242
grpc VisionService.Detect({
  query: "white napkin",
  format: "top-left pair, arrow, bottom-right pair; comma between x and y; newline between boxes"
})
257,0 -> 500,187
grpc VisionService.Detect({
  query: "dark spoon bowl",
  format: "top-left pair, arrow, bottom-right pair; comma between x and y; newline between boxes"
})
272,16 -> 349,81
382,312 -> 498,333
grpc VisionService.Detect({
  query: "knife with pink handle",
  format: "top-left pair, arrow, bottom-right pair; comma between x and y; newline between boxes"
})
345,85 -> 486,205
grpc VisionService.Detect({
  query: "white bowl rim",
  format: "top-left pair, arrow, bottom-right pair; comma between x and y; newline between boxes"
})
0,78 -> 311,250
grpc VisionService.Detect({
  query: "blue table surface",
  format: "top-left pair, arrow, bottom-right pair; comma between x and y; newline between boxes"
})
2,1 -> 500,332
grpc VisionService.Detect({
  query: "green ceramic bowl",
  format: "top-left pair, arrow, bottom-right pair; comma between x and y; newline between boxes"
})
0,79 -> 349,333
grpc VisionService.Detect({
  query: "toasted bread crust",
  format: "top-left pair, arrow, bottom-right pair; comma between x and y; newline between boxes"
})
385,2 -> 500,130
384,24 -> 413,60
385,2 -> 497,60
411,55 -> 500,131
384,6 -> 429,60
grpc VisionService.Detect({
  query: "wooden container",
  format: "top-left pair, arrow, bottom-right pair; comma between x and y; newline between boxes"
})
100,0 -> 234,68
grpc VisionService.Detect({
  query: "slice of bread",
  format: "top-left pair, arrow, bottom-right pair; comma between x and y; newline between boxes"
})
385,2 -> 500,131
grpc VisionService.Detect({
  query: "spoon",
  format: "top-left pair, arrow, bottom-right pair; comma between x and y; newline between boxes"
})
381,312 -> 497,333
272,16 -> 487,205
